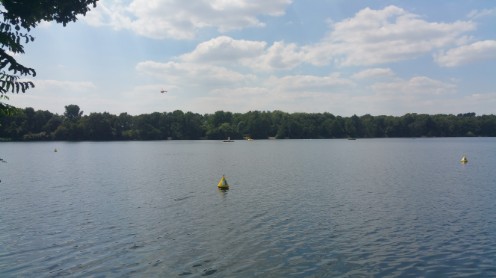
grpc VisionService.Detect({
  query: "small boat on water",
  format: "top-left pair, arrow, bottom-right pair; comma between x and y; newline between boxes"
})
460,155 -> 468,163
223,137 -> 234,142
217,175 -> 229,189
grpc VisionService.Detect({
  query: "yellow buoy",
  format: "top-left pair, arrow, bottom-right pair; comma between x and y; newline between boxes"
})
217,175 -> 229,189
460,155 -> 468,163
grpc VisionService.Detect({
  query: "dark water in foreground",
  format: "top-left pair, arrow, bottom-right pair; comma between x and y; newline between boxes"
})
1,138 -> 495,277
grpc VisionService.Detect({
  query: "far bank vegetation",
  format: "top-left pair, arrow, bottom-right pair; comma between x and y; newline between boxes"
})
1,105 -> 495,141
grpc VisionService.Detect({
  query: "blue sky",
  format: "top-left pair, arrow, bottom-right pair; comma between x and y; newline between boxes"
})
10,0 -> 496,116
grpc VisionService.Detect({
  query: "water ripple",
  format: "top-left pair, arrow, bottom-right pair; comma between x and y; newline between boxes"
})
1,139 -> 496,276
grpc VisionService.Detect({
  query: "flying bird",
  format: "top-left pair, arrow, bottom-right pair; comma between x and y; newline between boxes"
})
160,89 -> 167,94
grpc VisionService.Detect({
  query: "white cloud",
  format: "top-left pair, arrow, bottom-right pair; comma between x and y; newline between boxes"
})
466,92 -> 496,103
37,21 -> 53,28
190,87 -> 272,112
33,80 -> 97,91
179,36 -> 305,71
85,0 -> 291,39
9,80 -> 98,114
135,52 -> 357,113
84,1 -> 133,30
434,40 -> 496,67
179,36 -> 266,64
136,56 -> 353,96
80,4 -> 493,115
304,5 -> 476,66
183,79 -> 355,114
266,73 -> 353,93
371,76 -> 456,95
249,41 -> 304,71
467,8 -> 496,19
352,68 -> 394,80
347,77 -> 477,115
136,61 -> 257,88
86,4 -> 480,70
430,92 -> 496,115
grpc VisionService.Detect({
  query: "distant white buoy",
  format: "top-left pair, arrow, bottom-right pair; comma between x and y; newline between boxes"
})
460,155 -> 468,163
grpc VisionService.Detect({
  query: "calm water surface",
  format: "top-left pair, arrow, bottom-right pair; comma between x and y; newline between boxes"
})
1,138 -> 495,277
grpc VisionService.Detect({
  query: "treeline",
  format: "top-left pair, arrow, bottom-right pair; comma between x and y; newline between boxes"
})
0,105 -> 495,141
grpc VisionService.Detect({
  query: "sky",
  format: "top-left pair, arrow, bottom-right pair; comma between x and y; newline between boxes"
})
9,0 -> 496,116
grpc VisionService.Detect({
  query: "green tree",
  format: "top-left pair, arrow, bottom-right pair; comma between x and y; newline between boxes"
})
43,114 -> 62,135
134,113 -> 162,140
0,106 -> 25,139
116,112 -> 134,139
64,104 -> 83,122
169,110 -> 185,139
244,111 -> 272,139
479,115 -> 496,136
345,115 -> 363,138
20,107 -> 53,140
330,118 -> 345,138
209,111 -> 232,128
0,0 -> 98,108
272,110 -> 290,139
1,106 -> 495,141
82,112 -> 114,140
53,104 -> 84,140
183,112 -> 204,139
205,111 -> 235,139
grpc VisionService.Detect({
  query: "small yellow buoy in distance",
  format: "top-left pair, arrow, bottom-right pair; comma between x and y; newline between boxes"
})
460,155 -> 468,163
217,175 -> 229,189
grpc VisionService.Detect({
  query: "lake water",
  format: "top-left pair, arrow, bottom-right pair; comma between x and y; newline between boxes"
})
1,138 -> 495,277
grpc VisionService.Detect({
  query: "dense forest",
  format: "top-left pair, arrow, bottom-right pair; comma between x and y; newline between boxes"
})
0,105 -> 495,141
